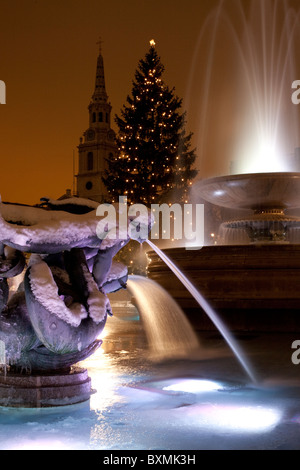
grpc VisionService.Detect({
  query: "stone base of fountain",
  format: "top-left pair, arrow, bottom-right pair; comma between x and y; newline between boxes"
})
147,244 -> 300,332
0,367 -> 93,407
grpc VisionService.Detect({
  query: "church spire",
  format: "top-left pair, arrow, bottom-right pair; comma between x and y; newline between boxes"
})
91,37 -> 108,104
88,38 -> 112,128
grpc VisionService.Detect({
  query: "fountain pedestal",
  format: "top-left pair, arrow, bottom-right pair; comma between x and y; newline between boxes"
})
0,367 -> 92,407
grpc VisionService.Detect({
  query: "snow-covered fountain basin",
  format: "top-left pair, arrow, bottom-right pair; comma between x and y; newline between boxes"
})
147,173 -> 300,332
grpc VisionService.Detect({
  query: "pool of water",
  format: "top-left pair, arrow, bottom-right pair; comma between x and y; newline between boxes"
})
1,304 -> 300,450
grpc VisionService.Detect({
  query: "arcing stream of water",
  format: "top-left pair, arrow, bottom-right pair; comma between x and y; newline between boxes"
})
146,239 -> 257,384
127,275 -> 199,360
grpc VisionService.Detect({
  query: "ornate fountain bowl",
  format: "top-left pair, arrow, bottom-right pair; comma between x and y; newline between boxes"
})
198,172 -> 300,211
198,172 -> 300,243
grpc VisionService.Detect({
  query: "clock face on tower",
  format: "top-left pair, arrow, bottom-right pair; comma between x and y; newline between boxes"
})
86,129 -> 95,141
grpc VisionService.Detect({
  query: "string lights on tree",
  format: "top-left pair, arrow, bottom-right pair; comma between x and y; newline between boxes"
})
102,40 -> 197,207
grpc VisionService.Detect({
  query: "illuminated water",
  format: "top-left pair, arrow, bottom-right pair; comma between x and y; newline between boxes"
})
126,275 -> 199,360
0,305 -> 299,450
146,240 -> 257,383
186,0 -> 300,176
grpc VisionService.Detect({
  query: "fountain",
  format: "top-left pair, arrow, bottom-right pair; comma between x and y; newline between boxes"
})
1,2 -> 300,452
0,192 -> 258,408
0,191 -> 261,410
0,199 -> 152,407
147,173 -> 300,332
148,0 -> 300,334
199,172 -> 300,244
146,239 -> 257,383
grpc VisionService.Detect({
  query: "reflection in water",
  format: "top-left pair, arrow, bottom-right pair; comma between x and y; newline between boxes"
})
85,312 -> 147,413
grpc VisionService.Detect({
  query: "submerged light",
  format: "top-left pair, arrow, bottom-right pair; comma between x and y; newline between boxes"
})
163,379 -> 223,393
175,403 -> 282,434
196,404 -> 282,433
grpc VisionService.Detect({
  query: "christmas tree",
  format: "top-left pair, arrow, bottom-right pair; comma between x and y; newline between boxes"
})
103,40 -> 198,207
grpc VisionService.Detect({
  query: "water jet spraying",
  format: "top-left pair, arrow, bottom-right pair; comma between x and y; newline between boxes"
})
146,239 -> 257,384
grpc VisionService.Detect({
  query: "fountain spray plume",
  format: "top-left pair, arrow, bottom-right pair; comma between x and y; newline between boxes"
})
186,0 -> 300,177
235,0 -> 300,173
146,239 -> 258,384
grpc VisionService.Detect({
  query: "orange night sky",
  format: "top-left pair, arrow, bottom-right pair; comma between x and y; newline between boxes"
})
1,0 -> 300,205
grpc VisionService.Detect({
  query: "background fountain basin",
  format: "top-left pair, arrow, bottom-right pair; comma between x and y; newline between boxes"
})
195,172 -> 300,243
197,172 -> 300,212
147,244 -> 300,333
146,172 -> 300,332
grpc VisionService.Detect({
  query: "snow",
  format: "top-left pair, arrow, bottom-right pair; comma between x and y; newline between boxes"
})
0,201 -> 152,252
0,205 -> 102,250
1,203 -> 76,225
81,264 -> 109,324
106,261 -> 127,282
0,200 -> 137,328
28,256 -> 87,327
41,197 -> 99,209
28,255 -> 109,327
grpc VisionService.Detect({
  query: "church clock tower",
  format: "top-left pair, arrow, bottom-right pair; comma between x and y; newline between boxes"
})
76,41 -> 117,202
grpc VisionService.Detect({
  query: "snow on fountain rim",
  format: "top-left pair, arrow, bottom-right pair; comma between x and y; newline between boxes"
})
28,256 -> 88,327
0,204 -> 118,250
0,201 -> 151,250
0,206 -> 99,248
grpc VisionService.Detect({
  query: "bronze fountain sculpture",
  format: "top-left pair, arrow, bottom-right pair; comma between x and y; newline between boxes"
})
0,198 -> 151,406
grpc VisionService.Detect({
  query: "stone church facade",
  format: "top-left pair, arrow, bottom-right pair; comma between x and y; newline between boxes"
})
75,44 -> 117,203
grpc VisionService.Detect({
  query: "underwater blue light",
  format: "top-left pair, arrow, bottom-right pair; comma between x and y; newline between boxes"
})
163,379 -> 223,393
